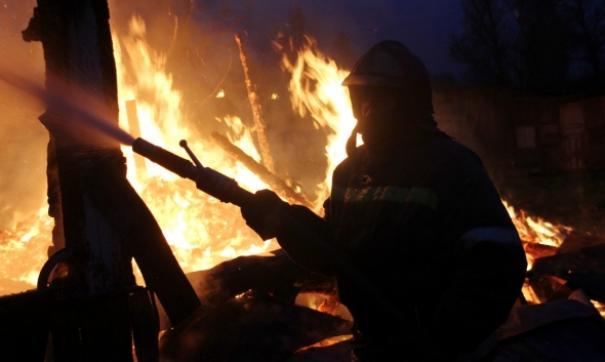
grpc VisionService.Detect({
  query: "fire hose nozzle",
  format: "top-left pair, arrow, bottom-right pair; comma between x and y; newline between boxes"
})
132,137 -> 253,207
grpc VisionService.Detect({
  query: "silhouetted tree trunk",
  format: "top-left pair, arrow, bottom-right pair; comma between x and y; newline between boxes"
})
452,0 -> 581,91
510,0 -> 572,90
563,0 -> 605,81
450,0 -> 514,86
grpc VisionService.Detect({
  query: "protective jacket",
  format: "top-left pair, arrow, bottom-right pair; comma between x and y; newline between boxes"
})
274,130 -> 527,360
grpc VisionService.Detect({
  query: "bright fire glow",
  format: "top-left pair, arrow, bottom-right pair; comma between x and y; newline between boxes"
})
295,292 -> 353,321
112,16 -> 276,274
282,38 -> 357,209
0,205 -> 53,294
503,200 -> 572,270
0,21 -> 357,295
592,300 -> 605,319
0,14 -> 598,323
503,200 -> 573,303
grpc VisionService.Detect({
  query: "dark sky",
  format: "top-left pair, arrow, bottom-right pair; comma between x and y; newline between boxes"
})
304,0 -> 464,75
195,0 -> 464,76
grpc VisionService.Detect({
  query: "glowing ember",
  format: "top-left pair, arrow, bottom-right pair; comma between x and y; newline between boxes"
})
592,300 -> 605,319
296,334 -> 354,353
295,292 -> 353,321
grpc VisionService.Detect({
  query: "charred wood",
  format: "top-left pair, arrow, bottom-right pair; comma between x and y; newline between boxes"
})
530,244 -> 605,302
212,132 -> 312,207
187,250 -> 334,307
160,291 -> 352,362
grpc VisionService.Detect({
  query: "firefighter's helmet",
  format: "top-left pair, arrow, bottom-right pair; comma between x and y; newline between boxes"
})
343,40 -> 430,88
343,40 -> 433,114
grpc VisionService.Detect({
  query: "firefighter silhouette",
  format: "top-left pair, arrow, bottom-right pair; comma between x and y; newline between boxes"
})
241,41 -> 527,361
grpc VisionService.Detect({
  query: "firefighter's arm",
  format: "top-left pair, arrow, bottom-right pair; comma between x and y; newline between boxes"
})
240,189 -> 339,275
426,227 -> 527,358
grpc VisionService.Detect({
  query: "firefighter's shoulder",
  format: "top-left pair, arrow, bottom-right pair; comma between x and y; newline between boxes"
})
433,135 -> 485,176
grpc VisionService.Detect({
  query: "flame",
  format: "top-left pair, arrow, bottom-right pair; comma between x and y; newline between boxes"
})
0,205 -> 53,294
295,292 -> 353,321
282,38 -> 357,209
296,334 -> 354,353
217,115 -> 262,164
502,200 -> 574,303
502,200 -> 572,271
113,16 -> 276,274
592,300 -> 605,319
2,13 -> 599,323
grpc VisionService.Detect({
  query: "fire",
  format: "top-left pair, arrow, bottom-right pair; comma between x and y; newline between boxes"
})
502,200 -> 574,303
295,292 -> 353,321
282,38 -> 357,209
2,12 -> 601,323
502,200 -> 572,270
593,301 -> 605,318
112,16 -> 276,274
0,205 -> 53,294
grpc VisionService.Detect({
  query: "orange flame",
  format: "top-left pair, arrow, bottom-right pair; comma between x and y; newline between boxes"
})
592,301 -> 605,318
1,16 -> 598,324
502,200 -> 572,270
0,205 -> 53,294
281,38 -> 358,210
113,16 -> 277,275
502,200 -> 574,303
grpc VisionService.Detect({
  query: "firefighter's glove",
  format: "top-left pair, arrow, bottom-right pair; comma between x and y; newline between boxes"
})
241,189 -> 289,241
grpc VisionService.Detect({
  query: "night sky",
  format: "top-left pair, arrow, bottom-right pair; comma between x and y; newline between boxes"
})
196,0 -> 464,76
303,0 -> 464,75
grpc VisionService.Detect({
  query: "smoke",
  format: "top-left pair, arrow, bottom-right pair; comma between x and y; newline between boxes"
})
0,0 -> 46,230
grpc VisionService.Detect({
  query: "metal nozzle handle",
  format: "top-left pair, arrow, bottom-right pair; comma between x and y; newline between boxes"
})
179,140 -> 203,169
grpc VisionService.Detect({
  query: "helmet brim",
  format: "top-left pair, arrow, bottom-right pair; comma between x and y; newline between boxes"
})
342,74 -> 411,88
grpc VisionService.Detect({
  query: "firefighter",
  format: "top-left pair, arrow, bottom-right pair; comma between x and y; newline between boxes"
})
241,41 -> 527,361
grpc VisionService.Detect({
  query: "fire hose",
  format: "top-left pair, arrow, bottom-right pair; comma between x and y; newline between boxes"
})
132,137 -> 406,326
132,138 -> 254,207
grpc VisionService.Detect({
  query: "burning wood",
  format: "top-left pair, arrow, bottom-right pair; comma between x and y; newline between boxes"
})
234,34 -> 276,174
162,251 -> 353,361
211,132 -> 313,207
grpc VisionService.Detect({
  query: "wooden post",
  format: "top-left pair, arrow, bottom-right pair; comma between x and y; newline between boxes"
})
23,0 -> 200,359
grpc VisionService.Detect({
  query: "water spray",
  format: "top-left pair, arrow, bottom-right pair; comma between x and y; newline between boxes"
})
0,68 -> 135,145
0,68 -> 253,207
